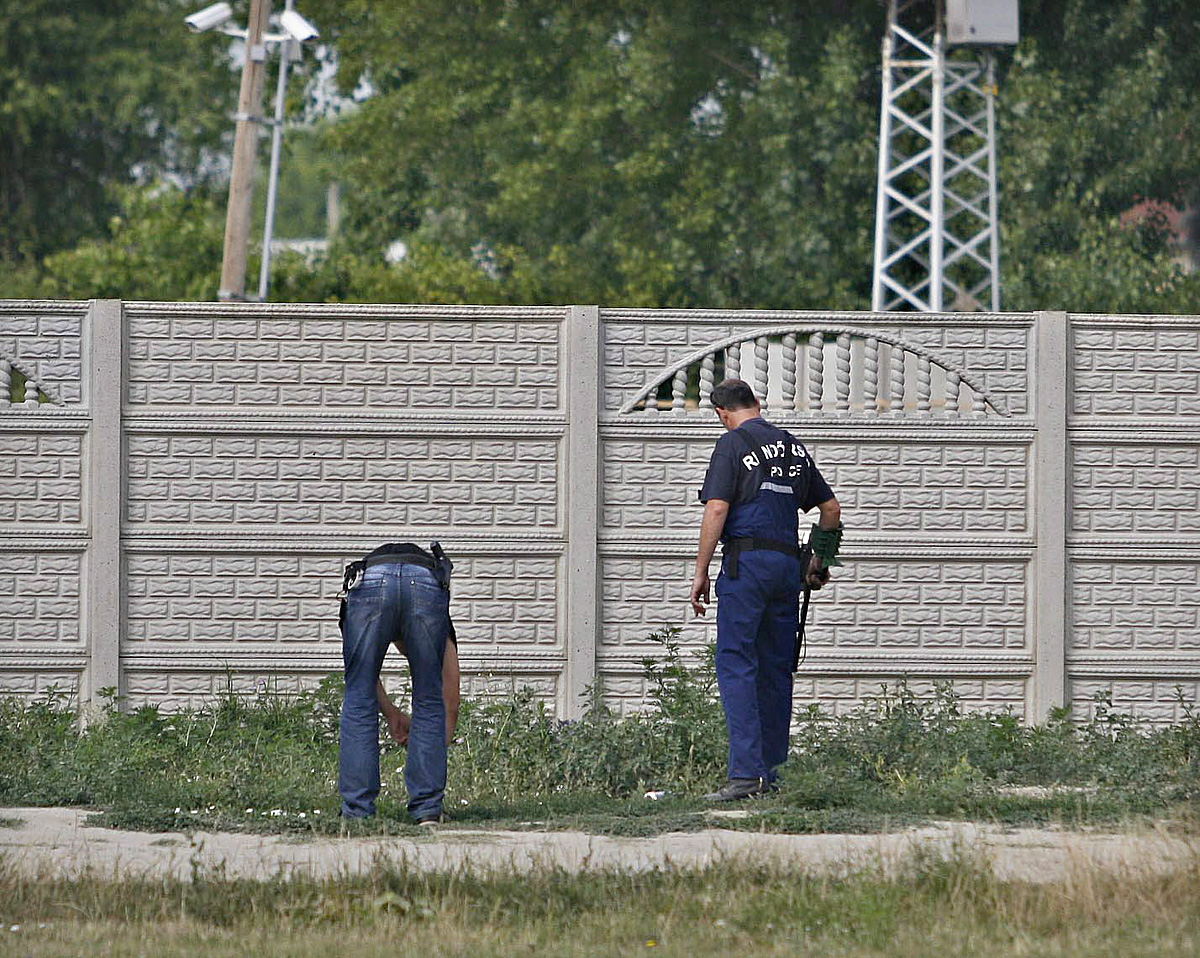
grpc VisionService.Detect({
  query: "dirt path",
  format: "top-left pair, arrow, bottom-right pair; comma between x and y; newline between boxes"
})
2,807 -> 1196,883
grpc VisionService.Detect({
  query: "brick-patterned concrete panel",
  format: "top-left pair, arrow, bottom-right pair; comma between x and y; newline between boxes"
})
1070,561 -> 1200,651
451,554 -> 560,648
1071,443 -> 1200,534
0,431 -> 83,523
1072,322 -> 1200,417
600,556 -> 703,648
0,670 -> 81,699
123,669 -> 321,712
602,436 -> 1029,536
599,671 -> 1027,717
125,434 -> 560,529
124,550 -> 560,650
599,555 -> 1026,652
0,552 -> 81,646
1068,678 -> 1199,725
0,304 -> 86,405
126,310 -> 562,410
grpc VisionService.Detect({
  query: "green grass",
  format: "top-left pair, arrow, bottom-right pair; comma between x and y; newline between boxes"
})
2,628 -> 1200,836
2,853 -> 1200,957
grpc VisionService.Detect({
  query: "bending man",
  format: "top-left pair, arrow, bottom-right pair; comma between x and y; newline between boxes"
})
338,541 -> 460,825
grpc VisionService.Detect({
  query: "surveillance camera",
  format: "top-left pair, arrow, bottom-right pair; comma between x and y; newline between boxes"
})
279,9 -> 319,41
185,1 -> 233,32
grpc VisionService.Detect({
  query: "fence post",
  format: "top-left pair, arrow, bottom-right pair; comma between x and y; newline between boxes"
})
82,299 -> 124,715
563,305 -> 601,718
1032,310 -> 1069,722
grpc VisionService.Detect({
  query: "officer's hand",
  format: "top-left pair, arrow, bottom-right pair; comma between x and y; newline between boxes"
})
690,571 -> 711,617
386,709 -> 411,746
805,555 -> 831,591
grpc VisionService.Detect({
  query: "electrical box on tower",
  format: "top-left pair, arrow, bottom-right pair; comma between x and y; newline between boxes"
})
946,0 -> 1019,45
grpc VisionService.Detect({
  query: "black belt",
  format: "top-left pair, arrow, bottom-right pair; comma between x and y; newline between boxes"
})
363,549 -> 438,573
342,542 -> 447,592
722,536 -> 801,579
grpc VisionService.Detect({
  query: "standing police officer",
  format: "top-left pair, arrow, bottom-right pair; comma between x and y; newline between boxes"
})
690,379 -> 842,801
339,542 -> 460,825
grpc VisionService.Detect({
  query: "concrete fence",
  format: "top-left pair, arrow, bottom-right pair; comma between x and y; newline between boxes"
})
1,300 -> 1198,722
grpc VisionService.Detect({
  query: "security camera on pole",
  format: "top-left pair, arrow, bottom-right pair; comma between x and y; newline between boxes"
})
185,0 -> 321,302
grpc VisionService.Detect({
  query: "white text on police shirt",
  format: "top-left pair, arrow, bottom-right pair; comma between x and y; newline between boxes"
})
740,439 -> 812,480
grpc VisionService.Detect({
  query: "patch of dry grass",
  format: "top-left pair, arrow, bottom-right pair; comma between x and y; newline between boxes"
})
1,846 -> 1199,957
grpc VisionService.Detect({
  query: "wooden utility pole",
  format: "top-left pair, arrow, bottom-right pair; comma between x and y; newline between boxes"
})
218,0 -> 271,300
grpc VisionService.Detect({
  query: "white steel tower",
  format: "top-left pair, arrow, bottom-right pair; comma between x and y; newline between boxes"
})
871,0 -> 1018,312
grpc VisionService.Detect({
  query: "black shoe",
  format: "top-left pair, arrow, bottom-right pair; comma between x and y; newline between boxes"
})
702,777 -> 766,802
414,812 -> 446,828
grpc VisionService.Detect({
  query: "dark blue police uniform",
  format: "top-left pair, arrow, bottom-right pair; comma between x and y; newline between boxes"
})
699,417 -> 834,783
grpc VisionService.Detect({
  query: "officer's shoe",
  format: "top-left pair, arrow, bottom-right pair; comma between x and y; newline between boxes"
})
702,777 -> 767,802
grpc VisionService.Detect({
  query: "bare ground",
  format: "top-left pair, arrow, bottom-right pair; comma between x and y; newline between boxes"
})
2,807 -> 1197,883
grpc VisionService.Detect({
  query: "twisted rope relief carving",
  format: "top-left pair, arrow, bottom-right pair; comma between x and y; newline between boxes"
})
619,326 -> 1005,418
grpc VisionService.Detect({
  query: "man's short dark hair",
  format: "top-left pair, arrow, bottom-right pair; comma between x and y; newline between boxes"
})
711,379 -> 759,411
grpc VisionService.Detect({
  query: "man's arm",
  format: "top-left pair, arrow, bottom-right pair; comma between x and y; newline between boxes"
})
442,640 -> 461,744
690,498 -> 730,616
816,495 -> 841,530
377,679 -> 410,744
806,495 -> 842,589
377,639 -> 461,746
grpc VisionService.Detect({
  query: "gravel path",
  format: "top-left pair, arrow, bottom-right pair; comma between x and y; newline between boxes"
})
2,807 -> 1196,883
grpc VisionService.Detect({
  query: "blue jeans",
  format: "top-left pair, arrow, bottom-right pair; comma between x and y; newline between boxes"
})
714,550 -> 801,781
339,562 -> 449,820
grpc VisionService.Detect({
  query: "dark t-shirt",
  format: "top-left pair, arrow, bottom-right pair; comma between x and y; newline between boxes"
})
699,418 -> 833,540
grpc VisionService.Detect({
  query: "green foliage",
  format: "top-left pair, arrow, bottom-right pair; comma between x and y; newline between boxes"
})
6,1 -> 1200,310
303,0 -> 882,308
998,1 -> 1200,312
0,0 -> 233,264
288,0 -> 1200,311
450,628 -> 726,801
3,646 -> 1200,835
21,184 -> 226,301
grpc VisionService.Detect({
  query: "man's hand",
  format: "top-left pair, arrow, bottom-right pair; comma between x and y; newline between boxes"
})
805,555 -> 831,591
385,709 -> 411,745
690,570 -> 711,616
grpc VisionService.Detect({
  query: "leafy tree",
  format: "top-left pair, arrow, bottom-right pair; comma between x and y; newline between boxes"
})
999,0 -> 1200,312
0,0 -> 234,263
8,0 -> 1200,312
306,0 -> 883,308
28,185 -> 225,302
295,0 -> 1200,311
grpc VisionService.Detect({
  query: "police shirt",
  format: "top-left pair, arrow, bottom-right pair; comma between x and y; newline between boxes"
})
698,417 -> 833,541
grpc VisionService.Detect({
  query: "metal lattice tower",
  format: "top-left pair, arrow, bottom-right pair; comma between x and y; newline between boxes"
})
871,0 -> 1001,312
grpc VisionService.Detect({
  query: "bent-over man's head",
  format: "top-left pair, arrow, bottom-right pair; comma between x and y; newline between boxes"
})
710,378 -> 761,429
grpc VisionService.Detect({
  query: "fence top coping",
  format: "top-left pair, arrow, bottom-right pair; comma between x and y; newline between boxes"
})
0,300 -> 90,315
600,308 -> 1037,326
119,302 -> 570,320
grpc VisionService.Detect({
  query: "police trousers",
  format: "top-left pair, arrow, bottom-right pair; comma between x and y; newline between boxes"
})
714,549 -> 801,781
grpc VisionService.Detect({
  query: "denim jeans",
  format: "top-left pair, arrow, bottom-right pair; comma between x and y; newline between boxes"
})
714,550 -> 801,782
339,561 -> 449,820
